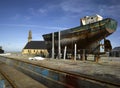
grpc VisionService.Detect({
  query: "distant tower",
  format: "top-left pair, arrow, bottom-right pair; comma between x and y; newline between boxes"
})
28,30 -> 32,42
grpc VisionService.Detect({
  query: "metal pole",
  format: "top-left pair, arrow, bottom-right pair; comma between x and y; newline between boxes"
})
58,30 -> 61,59
52,32 -> 54,59
74,43 -> 77,61
64,46 -> 67,60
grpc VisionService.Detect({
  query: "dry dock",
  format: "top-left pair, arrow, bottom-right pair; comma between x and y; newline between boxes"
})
0,62 -> 47,88
0,53 -> 120,88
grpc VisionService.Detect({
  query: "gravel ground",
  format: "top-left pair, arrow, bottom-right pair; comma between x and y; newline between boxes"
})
1,53 -> 120,84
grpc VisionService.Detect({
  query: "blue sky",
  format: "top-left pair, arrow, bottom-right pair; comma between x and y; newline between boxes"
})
0,0 -> 120,52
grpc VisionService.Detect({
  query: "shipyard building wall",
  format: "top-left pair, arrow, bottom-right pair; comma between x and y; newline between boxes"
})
109,47 -> 120,57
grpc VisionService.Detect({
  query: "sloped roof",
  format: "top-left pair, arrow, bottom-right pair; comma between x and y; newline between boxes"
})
24,41 -> 47,49
112,46 -> 120,51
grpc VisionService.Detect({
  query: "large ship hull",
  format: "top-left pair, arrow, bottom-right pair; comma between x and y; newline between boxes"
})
43,18 -> 117,56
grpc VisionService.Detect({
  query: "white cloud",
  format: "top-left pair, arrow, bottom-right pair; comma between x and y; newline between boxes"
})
60,0 -> 98,13
98,5 -> 120,18
60,0 -> 83,13
38,8 -> 47,14
0,23 -> 67,30
11,14 -> 31,21
28,8 -> 48,16
59,0 -> 120,20
11,14 -> 21,20
24,16 -> 31,20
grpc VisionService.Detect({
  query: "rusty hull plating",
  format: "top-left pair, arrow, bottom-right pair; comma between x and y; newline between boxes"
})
43,18 -> 117,56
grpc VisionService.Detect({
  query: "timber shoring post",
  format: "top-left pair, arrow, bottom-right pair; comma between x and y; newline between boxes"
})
58,30 -> 61,59
52,32 -> 54,59
74,44 -> 77,61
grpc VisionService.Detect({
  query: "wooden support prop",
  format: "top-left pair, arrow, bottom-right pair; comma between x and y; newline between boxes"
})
52,32 -> 54,59
74,44 -> 77,61
63,46 -> 67,60
58,30 -> 61,59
